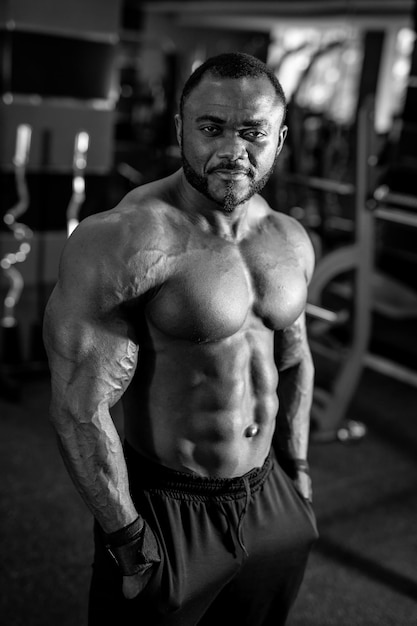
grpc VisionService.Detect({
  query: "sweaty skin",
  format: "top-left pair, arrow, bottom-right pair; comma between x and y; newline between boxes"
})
43,74 -> 315,598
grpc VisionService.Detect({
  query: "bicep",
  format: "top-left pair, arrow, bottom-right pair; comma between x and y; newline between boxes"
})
274,312 -> 310,373
44,284 -> 138,421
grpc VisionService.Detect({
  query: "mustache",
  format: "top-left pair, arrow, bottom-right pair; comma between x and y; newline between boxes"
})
208,163 -> 254,177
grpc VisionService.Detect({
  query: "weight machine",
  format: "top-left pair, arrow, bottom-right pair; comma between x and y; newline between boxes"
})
275,22 -> 417,441
304,97 -> 417,441
305,99 -> 376,441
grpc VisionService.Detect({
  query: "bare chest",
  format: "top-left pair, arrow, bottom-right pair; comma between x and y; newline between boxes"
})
144,231 -> 307,343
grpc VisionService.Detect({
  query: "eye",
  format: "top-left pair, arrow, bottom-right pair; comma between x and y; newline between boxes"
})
200,125 -> 221,136
242,129 -> 266,141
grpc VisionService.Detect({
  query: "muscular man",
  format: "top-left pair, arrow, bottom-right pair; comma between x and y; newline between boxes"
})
43,52 -> 318,625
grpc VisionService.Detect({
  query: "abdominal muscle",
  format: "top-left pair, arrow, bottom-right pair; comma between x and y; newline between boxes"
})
123,324 -> 279,478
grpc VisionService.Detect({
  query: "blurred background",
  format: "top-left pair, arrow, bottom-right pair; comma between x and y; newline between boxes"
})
1,1 -> 417,624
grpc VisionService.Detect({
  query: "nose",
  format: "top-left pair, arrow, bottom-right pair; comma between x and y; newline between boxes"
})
217,133 -> 247,162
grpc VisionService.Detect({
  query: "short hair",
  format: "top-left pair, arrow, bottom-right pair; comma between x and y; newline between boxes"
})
180,52 -> 287,122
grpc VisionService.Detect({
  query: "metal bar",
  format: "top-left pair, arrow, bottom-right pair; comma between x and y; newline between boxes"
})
306,302 -> 343,323
143,1 -> 414,18
374,206 -> 417,228
364,353 -> 417,388
2,93 -> 115,110
374,186 -> 417,210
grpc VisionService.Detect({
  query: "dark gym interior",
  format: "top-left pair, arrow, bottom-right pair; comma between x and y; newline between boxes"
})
1,1 -> 417,624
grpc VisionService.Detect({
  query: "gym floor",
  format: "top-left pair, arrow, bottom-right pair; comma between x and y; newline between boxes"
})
1,364 -> 417,626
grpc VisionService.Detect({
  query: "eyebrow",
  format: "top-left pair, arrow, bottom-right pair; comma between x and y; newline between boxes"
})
195,114 -> 269,127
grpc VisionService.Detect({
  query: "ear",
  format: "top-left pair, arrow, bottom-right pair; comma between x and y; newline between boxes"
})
276,125 -> 288,156
174,114 -> 182,148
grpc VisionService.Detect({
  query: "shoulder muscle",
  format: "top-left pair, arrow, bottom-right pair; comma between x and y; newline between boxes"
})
268,212 -> 315,283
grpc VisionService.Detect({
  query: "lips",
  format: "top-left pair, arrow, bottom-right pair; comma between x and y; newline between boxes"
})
212,168 -> 250,180
214,168 -> 247,174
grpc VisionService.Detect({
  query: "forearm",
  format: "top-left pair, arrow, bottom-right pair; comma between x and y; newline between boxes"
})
274,349 -> 314,463
52,407 -> 138,534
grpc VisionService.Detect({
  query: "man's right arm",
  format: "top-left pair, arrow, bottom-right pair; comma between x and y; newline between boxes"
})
43,271 -> 140,535
43,215 -> 165,597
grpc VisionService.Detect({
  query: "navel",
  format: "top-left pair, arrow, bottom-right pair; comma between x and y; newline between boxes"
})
244,424 -> 259,438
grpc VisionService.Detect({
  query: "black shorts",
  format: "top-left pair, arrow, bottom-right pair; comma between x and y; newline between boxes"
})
89,444 -> 318,626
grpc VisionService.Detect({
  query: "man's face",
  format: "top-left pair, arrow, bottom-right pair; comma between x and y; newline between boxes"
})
176,74 -> 287,213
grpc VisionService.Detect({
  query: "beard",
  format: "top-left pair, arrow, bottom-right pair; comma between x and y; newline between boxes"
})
181,149 -> 278,214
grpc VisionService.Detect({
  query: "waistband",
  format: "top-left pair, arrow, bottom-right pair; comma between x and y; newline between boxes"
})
124,441 -> 274,501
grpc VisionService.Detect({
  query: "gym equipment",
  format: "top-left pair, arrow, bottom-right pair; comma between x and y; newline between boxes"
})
278,25 -> 417,441
365,186 -> 417,388
306,98 -> 376,442
1,123 -> 32,364
307,97 -> 417,439
277,31 -> 382,441
67,131 -> 90,237
0,1 -> 120,399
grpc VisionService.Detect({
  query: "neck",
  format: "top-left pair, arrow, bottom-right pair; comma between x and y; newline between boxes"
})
174,169 -> 252,242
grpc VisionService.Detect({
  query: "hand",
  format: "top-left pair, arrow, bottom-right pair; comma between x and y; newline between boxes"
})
110,519 -> 160,600
122,565 -> 153,599
294,469 -> 312,502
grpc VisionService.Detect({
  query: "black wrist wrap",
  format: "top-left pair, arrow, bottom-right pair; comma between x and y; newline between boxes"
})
293,458 -> 310,474
104,517 -> 160,576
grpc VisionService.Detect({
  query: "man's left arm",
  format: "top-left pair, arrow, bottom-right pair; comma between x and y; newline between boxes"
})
273,311 -> 314,500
